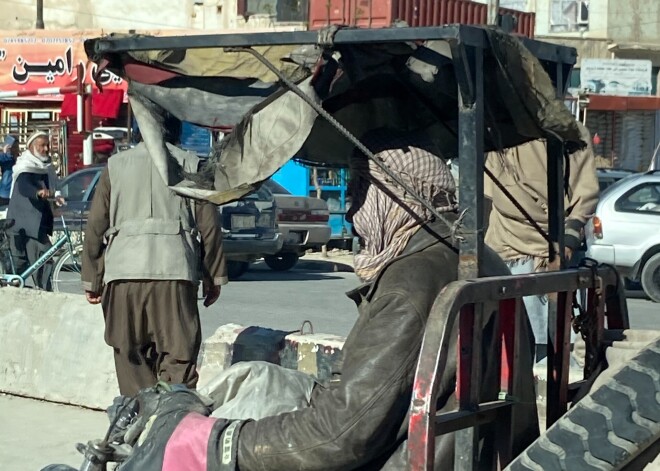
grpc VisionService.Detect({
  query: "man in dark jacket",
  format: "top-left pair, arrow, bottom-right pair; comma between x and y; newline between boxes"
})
97,132 -> 539,471
7,131 -> 63,290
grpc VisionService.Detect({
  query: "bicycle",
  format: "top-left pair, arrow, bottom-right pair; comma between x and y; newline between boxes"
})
0,214 -> 83,293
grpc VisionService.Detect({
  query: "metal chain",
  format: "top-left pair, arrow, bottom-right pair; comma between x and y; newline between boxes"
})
571,258 -> 601,339
224,46 -> 457,232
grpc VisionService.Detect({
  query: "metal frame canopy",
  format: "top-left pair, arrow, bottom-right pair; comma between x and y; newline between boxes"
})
86,23 -> 578,272
91,25 -> 574,61
87,24 -> 582,471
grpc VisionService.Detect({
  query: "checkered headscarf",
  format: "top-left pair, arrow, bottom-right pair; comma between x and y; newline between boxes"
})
350,130 -> 457,282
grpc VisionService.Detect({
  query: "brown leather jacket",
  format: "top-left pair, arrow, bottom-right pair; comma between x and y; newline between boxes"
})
233,218 -> 539,470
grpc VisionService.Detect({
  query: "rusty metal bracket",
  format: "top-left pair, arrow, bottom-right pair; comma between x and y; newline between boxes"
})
298,320 -> 314,335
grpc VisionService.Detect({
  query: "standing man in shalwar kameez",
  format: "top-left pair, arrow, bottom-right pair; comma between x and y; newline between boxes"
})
81,117 -> 227,396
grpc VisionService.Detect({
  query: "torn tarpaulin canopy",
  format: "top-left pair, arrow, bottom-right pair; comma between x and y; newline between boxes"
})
84,26 -> 584,205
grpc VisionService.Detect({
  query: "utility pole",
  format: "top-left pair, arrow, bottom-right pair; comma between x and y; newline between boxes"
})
488,0 -> 500,26
36,0 -> 45,29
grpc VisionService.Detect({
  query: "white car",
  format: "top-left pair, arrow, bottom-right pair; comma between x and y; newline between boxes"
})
585,171 -> 660,302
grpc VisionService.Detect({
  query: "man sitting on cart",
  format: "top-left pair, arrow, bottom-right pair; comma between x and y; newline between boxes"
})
111,130 -> 539,471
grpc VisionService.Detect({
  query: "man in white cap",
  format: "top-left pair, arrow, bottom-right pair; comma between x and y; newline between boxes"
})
7,130 -> 64,290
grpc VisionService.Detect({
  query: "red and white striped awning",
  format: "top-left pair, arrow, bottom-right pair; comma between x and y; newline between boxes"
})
0,85 -> 79,99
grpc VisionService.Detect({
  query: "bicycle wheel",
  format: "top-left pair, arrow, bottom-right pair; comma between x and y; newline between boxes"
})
51,245 -> 83,294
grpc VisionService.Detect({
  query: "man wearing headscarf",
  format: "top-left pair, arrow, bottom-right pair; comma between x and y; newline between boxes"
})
7,131 -> 63,290
107,130 -> 539,471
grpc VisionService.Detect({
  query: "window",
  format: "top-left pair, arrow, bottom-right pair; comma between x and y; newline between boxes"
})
237,0 -> 308,22
58,170 -> 98,202
615,183 -> 660,214
550,0 -> 589,33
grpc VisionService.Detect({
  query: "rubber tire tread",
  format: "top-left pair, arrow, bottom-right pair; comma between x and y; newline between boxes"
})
505,338 -> 660,471
263,253 -> 299,271
640,252 -> 660,303
227,261 -> 250,280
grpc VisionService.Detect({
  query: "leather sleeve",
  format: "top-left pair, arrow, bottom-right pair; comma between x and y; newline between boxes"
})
236,291 -> 427,471
195,201 -> 227,286
81,168 -> 111,293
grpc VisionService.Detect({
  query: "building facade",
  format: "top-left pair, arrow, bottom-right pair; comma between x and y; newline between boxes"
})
0,0 -> 306,31
497,0 -> 660,170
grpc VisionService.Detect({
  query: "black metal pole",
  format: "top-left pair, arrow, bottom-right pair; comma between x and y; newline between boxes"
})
453,42 -> 485,471
454,45 -> 485,281
545,136 -> 567,426
36,0 -> 45,29
546,59 -> 569,426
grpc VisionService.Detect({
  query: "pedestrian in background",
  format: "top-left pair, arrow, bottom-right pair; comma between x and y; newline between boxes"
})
0,134 -> 19,206
6,131 -> 64,289
484,121 -> 599,363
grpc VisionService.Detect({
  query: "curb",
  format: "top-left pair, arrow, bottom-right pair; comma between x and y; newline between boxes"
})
296,259 -> 354,272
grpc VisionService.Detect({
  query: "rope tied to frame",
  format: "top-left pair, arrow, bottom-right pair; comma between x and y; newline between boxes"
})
317,25 -> 345,49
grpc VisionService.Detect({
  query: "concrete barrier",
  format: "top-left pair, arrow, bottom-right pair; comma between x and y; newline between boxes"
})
0,290 -> 345,410
0,289 -> 118,409
197,324 -> 345,387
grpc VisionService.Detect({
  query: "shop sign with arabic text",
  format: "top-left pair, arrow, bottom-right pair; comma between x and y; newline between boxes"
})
0,30 -> 126,97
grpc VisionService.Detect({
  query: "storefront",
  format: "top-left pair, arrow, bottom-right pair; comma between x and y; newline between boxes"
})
568,58 -> 660,171
583,96 -> 660,171
0,30 -> 153,175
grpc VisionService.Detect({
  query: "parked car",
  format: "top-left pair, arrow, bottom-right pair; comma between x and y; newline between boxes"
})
261,179 -> 331,271
596,167 -> 636,192
53,164 -> 282,280
585,170 -> 660,302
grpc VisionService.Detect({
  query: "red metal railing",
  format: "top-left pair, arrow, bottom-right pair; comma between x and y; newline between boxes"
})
407,265 -> 628,470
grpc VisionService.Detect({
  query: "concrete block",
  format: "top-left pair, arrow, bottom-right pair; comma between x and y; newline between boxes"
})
197,324 -> 290,388
1,290 -> 347,410
282,332 -> 345,381
0,289 -> 118,409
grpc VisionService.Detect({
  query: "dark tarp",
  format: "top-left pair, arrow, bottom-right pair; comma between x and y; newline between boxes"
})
84,27 -> 583,204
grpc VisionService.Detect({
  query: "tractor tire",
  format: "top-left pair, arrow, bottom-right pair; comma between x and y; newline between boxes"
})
641,253 -> 660,303
227,261 -> 250,280
264,253 -> 299,272
506,338 -> 660,471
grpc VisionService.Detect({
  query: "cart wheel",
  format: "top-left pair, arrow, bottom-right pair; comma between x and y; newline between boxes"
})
227,261 -> 250,280
264,253 -> 299,272
51,246 -> 83,294
505,338 -> 660,471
